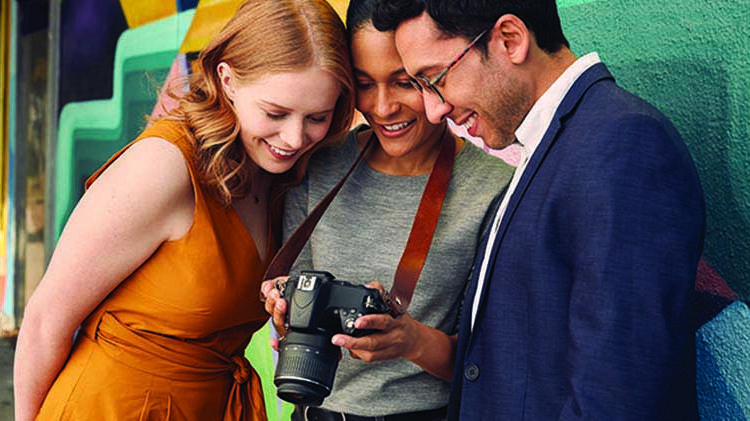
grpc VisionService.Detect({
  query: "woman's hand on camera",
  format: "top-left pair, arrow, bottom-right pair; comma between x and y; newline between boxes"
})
260,276 -> 288,337
331,309 -> 457,381
328,280 -> 422,361
331,312 -> 421,362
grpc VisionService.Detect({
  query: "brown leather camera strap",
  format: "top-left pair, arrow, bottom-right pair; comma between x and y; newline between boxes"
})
264,129 -> 456,314
387,129 -> 454,313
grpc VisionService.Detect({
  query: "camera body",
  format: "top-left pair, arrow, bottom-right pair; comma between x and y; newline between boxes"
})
273,270 -> 392,406
284,270 -> 390,337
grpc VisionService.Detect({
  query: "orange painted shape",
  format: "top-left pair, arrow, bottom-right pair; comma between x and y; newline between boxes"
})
119,0 -> 177,29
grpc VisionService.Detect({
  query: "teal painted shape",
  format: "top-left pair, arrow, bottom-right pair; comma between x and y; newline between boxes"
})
696,332 -> 747,420
54,9 -> 195,242
246,323 -> 295,421
557,0 -> 597,7
559,0 -> 750,299
696,301 -> 750,419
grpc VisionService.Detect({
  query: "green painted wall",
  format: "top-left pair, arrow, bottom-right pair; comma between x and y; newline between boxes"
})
54,10 -> 193,242
559,0 -> 750,299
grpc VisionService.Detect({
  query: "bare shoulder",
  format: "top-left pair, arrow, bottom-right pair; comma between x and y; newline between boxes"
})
98,136 -> 190,191
28,136 -> 195,332
122,136 -> 190,177
87,136 -> 195,240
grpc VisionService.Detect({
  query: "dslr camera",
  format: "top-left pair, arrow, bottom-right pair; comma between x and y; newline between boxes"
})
273,270 -> 392,406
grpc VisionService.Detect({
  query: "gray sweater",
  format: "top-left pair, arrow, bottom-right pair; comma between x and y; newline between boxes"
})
284,126 -> 513,416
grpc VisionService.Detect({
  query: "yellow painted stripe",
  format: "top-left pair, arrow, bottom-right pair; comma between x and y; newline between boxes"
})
327,0 -> 349,23
179,0 -> 243,54
119,0 -> 177,29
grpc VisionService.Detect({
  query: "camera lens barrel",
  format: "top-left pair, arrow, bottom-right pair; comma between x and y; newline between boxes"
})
274,331 -> 340,406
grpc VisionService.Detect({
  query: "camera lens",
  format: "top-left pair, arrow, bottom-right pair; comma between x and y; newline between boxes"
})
274,331 -> 340,406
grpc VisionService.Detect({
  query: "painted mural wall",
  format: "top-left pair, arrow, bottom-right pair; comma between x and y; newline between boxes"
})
47,0 -> 750,301
560,0 -> 750,300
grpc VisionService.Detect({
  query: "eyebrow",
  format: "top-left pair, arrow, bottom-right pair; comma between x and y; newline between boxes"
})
259,100 -> 293,112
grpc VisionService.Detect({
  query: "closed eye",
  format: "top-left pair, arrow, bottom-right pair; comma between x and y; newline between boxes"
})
307,114 -> 329,124
266,112 -> 286,120
355,80 -> 376,90
396,80 -> 415,89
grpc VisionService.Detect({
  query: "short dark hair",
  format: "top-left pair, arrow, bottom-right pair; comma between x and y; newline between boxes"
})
372,0 -> 569,54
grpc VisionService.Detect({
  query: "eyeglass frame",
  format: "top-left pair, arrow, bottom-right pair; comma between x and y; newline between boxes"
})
410,28 -> 489,104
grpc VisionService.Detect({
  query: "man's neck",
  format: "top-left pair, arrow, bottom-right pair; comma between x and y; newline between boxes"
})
528,47 -> 578,103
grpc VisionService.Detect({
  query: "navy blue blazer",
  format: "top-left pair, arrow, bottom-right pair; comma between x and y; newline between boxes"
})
448,63 -> 705,420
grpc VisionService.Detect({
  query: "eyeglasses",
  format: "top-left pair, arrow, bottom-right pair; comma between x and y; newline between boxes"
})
410,29 -> 489,104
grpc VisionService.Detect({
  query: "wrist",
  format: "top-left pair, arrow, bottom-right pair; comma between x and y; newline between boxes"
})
405,319 -> 429,362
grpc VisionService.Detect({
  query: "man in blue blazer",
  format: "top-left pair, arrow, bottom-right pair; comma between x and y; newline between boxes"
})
373,0 -> 705,419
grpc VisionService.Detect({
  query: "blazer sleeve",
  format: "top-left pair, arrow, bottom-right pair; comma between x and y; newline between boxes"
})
558,113 -> 704,419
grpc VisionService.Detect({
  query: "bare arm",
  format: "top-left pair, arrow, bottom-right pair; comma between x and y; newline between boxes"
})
13,138 -> 194,421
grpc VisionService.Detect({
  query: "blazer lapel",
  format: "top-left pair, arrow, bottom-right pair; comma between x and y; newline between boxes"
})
469,63 -> 616,335
459,188 -> 504,350
450,200 -> 501,417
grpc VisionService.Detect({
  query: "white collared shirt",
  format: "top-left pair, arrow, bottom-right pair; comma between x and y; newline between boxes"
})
470,52 -> 602,329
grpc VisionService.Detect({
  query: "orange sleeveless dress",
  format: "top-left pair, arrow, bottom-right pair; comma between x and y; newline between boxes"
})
36,120 -> 270,421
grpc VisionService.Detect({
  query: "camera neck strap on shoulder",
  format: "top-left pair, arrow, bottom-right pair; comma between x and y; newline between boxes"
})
264,128 -> 456,315
387,128 -> 455,314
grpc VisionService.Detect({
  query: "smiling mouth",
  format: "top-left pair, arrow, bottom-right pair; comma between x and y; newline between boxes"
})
462,112 -> 479,136
463,113 -> 478,130
379,119 -> 415,134
267,142 -> 297,158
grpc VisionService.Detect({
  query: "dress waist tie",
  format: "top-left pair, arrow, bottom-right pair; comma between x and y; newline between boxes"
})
90,311 -> 267,421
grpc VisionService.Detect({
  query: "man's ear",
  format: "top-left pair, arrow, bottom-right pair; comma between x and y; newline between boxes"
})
217,62 -> 236,100
491,14 -> 530,65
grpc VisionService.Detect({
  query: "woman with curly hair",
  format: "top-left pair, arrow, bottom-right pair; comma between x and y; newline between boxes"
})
13,1 -> 354,420
260,0 -> 513,419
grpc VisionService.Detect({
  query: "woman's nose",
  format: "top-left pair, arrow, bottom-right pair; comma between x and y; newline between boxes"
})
373,87 -> 398,118
280,120 -> 305,149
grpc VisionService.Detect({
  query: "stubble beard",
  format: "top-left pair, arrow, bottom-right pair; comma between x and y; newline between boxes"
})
481,70 -> 532,150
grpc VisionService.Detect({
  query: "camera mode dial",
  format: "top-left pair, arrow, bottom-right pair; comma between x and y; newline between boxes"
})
338,308 -> 362,335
